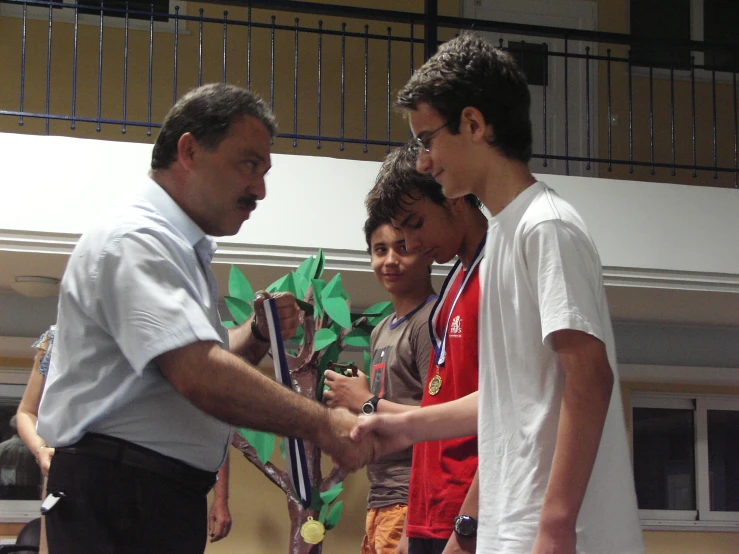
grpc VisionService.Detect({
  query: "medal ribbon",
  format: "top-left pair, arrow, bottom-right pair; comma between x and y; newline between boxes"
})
429,235 -> 486,367
264,297 -> 312,509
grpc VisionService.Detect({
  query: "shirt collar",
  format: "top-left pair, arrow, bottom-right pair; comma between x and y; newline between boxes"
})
139,178 -> 216,255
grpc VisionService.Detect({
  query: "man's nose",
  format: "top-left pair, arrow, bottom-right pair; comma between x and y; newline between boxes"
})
253,175 -> 267,201
416,149 -> 432,175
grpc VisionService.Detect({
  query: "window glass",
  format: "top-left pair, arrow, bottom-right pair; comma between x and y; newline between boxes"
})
707,409 -> 739,512
630,0 -> 691,68
703,0 -> 739,71
633,407 -> 696,510
0,398 -> 41,502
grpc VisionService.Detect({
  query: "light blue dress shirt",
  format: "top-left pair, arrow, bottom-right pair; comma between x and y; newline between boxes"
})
37,179 -> 232,472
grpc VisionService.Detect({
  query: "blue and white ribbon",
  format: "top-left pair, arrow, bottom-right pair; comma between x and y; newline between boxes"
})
264,298 -> 312,509
429,235 -> 486,367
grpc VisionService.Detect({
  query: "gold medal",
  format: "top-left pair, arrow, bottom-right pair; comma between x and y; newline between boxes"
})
428,374 -> 442,395
300,517 -> 326,545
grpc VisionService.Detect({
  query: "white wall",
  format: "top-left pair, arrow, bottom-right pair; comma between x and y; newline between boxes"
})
2,132 -> 738,286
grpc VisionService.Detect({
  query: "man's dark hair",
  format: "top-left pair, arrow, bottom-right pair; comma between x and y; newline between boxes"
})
151,83 -> 277,171
366,145 -> 480,223
397,33 -> 532,163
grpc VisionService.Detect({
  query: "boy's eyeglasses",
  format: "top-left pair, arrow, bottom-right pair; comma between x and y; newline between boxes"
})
412,122 -> 449,153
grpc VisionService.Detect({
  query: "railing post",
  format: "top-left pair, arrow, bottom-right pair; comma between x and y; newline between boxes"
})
424,0 -> 438,60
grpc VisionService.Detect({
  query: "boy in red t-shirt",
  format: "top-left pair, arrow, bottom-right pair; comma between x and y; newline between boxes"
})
365,146 -> 488,554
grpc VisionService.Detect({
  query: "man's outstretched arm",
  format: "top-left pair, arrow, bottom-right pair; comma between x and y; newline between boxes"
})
350,391 -> 478,460
157,340 -> 374,471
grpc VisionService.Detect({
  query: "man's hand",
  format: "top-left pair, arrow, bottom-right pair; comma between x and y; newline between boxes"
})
441,532 -> 475,554
37,446 -> 54,476
349,412 -> 414,460
253,291 -> 302,341
321,408 -> 376,471
322,370 -> 371,413
208,498 -> 232,542
530,521 -> 576,554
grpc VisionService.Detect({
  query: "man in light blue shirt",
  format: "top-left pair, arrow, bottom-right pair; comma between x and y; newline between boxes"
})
37,83 -> 374,553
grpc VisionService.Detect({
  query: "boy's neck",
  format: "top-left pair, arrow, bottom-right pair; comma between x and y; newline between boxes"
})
457,209 -> 489,270
390,284 -> 436,319
477,157 -> 537,217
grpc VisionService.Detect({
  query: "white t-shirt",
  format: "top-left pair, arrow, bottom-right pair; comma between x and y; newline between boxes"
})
477,182 -> 644,554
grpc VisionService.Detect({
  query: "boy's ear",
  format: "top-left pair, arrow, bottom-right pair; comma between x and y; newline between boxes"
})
460,106 -> 491,143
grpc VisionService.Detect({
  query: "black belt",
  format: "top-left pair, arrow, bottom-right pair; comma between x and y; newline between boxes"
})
57,433 -> 217,496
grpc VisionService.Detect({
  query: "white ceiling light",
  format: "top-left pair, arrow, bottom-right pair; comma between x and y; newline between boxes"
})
10,276 -> 60,298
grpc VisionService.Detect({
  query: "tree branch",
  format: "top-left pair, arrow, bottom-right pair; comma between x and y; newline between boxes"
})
231,432 -> 291,492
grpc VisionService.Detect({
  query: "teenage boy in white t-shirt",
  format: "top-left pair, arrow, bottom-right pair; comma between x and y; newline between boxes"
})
352,33 -> 645,554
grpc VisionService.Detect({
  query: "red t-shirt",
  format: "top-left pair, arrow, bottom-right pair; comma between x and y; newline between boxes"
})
406,266 -> 480,540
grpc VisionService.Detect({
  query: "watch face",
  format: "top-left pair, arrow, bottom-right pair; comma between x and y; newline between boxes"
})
361,402 -> 375,415
455,515 -> 477,537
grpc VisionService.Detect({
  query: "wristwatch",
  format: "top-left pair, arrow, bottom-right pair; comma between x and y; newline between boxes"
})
361,395 -> 380,415
453,515 -> 477,538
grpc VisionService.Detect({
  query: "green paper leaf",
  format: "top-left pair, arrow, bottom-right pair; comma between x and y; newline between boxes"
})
324,500 -> 344,530
310,486 -> 323,512
313,328 -> 338,351
222,320 -> 236,328
228,266 -> 254,304
343,327 -> 371,348
316,374 -> 326,402
312,249 -> 326,279
319,482 -> 343,505
323,297 -> 352,330
296,256 -> 315,279
319,343 -> 340,373
292,271 -> 311,301
311,280 -> 326,320
366,302 -> 394,326
363,350 -> 372,378
322,273 -> 345,300
267,273 -> 297,295
224,296 -> 253,324
236,428 -> 275,465
318,502 -> 329,524
279,439 -> 286,461
295,298 -> 314,317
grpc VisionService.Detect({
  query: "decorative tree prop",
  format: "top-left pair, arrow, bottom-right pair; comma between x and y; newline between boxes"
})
223,250 -> 393,554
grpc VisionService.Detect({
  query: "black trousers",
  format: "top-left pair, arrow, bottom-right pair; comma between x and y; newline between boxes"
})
45,444 -> 211,554
408,537 -> 449,554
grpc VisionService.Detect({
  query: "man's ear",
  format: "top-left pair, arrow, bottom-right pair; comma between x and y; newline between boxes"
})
460,106 -> 491,143
176,132 -> 198,171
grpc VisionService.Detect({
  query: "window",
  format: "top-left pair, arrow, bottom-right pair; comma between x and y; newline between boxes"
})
630,0 -> 739,72
0,383 -> 41,523
0,0 -> 188,33
631,393 -> 739,530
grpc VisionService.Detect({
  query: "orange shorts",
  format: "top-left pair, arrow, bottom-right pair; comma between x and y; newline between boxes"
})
361,504 -> 408,554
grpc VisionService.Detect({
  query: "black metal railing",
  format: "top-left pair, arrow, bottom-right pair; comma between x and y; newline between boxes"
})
0,0 -> 737,188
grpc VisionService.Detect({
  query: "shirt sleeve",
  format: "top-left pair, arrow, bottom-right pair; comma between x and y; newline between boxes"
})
523,219 -> 605,349
410,308 -> 433,388
93,230 -> 224,374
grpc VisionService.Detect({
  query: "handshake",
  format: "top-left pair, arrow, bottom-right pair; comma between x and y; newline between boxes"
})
316,362 -> 412,472
317,400 -> 413,473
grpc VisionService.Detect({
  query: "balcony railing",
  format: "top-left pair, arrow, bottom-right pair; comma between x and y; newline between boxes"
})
0,0 -> 737,188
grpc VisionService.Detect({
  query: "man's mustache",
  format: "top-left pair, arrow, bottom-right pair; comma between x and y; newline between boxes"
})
237,196 -> 258,211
